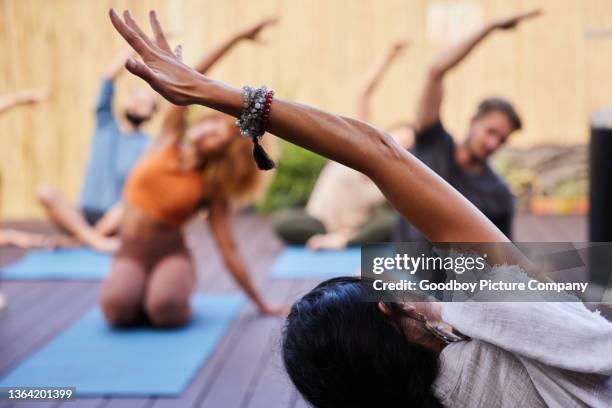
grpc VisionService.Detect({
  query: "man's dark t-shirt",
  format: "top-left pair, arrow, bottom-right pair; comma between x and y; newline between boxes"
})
394,121 -> 514,241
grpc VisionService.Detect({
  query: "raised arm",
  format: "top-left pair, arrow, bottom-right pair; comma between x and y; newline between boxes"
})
94,50 -> 135,121
103,49 -> 136,81
356,41 -> 407,122
0,88 -> 49,116
159,15 -> 278,143
110,9 -> 506,243
414,9 -> 541,132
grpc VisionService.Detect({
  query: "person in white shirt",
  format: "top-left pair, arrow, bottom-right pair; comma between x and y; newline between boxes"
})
274,41 -> 413,250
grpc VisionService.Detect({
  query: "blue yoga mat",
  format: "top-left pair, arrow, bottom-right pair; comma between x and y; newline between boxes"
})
0,294 -> 244,396
0,248 -> 111,280
271,246 -> 361,279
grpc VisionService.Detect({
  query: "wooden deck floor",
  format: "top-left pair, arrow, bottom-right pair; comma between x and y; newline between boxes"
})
0,213 -> 587,408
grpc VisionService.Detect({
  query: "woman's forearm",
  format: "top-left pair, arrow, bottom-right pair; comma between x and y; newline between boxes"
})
197,78 -> 507,243
223,254 -> 268,310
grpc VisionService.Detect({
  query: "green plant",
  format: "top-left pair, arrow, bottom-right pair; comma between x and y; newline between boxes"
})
256,140 -> 327,213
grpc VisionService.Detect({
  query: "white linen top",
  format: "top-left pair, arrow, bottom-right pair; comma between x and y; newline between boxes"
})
433,293 -> 612,407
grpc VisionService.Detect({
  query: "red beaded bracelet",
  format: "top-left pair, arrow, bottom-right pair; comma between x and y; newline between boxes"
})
259,90 -> 274,136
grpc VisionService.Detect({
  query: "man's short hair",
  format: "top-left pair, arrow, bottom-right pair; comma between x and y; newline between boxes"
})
475,97 -> 522,131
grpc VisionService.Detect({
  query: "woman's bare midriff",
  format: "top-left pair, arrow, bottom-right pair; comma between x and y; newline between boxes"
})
120,204 -> 180,239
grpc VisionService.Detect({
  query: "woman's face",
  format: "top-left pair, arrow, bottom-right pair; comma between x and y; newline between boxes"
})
186,116 -> 235,161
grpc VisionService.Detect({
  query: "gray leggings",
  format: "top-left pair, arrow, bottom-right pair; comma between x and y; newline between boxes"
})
273,209 -> 395,246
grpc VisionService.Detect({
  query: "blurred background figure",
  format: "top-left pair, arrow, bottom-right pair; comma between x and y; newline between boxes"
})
35,50 -> 157,252
100,16 -> 284,329
394,10 -> 541,242
274,41 -> 414,250
0,87 -> 50,248
0,87 -> 49,313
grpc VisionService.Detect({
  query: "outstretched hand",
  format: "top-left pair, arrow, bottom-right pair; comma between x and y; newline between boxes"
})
491,9 -> 542,30
109,9 -> 205,105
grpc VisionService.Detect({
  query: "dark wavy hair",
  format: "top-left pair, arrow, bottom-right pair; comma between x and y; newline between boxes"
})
281,277 -> 443,408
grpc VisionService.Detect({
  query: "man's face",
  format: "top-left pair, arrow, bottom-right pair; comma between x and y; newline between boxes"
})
466,110 -> 515,162
124,89 -> 156,123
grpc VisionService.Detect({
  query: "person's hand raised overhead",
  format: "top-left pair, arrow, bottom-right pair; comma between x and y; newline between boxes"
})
491,9 -> 542,30
238,16 -> 278,42
109,9 -> 205,106
18,88 -> 50,104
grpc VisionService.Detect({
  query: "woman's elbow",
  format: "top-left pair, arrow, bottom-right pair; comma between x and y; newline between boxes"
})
361,129 -> 405,176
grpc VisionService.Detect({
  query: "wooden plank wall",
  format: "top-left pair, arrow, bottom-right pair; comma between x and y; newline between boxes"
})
1,0 -> 612,218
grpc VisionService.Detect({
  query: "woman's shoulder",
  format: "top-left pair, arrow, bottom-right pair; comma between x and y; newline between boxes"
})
435,340 -> 543,408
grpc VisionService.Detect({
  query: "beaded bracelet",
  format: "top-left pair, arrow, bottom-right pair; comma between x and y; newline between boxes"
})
236,85 -> 276,170
236,86 -> 267,137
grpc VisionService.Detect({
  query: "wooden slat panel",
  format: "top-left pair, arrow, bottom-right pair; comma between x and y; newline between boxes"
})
0,0 -> 607,217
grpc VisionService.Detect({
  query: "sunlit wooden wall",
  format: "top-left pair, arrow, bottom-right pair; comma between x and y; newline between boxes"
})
1,0 -> 612,218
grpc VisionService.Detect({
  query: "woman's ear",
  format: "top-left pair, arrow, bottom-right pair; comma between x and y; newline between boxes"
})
398,302 -> 416,314
377,302 -> 392,316
378,302 -> 416,317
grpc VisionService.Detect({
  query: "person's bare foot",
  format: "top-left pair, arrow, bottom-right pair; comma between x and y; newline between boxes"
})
0,229 -> 53,249
0,230 -> 85,250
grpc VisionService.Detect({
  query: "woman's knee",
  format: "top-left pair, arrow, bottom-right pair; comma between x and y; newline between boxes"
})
273,210 -> 325,245
99,290 -> 142,327
144,295 -> 191,328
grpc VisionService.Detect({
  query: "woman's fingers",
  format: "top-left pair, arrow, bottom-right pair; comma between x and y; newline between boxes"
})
109,9 -> 149,56
125,58 -> 156,83
123,10 -> 156,50
149,10 -> 172,53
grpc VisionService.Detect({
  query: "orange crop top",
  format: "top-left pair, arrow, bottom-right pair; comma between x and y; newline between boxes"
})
124,143 -> 205,228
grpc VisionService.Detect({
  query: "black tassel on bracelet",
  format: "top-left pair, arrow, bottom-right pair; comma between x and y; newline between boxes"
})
252,136 -> 275,170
